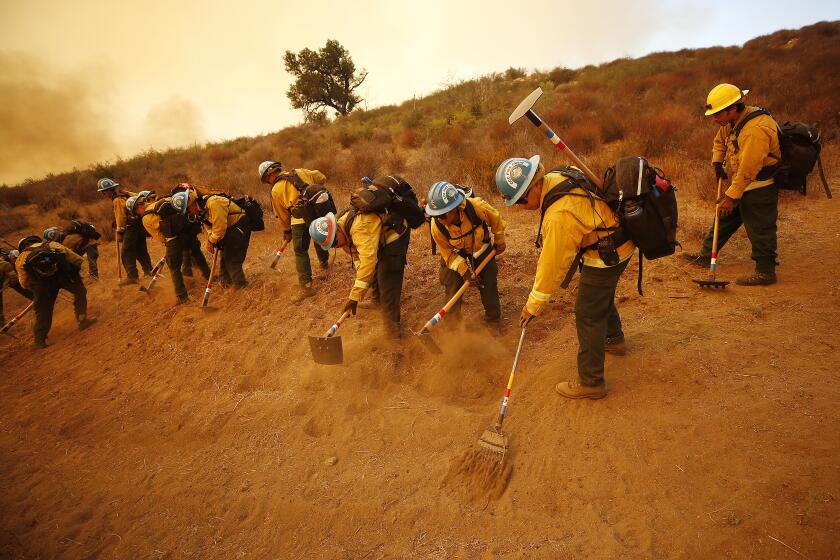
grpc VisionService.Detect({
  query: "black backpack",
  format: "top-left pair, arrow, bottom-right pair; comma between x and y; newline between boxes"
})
602,157 -> 679,261
144,199 -> 188,238
347,175 -> 425,231
232,196 -> 265,231
66,220 -> 101,241
197,194 -> 265,232
541,159 -> 679,294
24,244 -> 67,279
733,108 -> 831,198
290,184 -> 338,225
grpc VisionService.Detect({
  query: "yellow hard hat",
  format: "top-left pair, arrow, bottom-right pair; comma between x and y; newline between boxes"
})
704,83 -> 749,116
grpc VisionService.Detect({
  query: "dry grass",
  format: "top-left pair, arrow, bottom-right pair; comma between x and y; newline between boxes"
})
1,21 -> 837,240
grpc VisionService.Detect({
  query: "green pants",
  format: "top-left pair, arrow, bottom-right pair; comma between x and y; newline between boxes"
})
292,223 -> 329,286
122,221 -> 153,279
220,219 -> 252,288
180,230 -> 210,279
439,254 -> 501,322
85,245 -> 99,278
164,238 -> 188,300
701,185 -> 778,274
376,231 -> 410,329
32,271 -> 87,344
574,259 -> 630,387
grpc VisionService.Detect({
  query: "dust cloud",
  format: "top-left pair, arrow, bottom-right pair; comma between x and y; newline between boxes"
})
0,52 -> 117,185
0,52 -> 206,186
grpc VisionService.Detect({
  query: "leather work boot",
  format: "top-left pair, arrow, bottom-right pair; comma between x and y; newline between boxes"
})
682,252 -> 711,268
293,283 -> 317,303
33,339 -> 47,350
118,277 -> 139,286
555,380 -> 608,400
736,272 -> 777,286
605,336 -> 626,356
78,316 -> 97,331
176,294 -> 195,305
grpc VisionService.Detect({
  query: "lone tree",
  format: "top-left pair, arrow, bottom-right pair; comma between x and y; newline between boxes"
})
284,39 -> 368,121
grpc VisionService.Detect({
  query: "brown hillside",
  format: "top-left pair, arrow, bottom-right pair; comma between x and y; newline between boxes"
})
1,21 -> 839,560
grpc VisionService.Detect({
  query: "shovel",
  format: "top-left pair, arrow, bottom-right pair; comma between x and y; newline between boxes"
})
693,178 -> 730,289
509,87 -> 602,189
309,310 -> 352,365
415,249 -> 497,354
478,327 -> 527,459
269,240 -> 290,270
201,248 -> 220,308
1,301 -> 34,336
139,257 -> 166,294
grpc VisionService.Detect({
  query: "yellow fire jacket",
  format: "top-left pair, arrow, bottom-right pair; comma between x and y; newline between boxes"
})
112,190 -> 141,232
712,106 -> 781,199
526,172 -> 635,316
336,211 -> 405,302
142,197 -> 175,245
430,197 -> 506,276
270,169 -> 327,233
15,241 -> 84,289
0,259 -> 19,288
202,195 -> 245,245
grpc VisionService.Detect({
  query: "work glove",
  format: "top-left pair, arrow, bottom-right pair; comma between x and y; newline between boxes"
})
716,193 -> 738,217
205,240 -> 217,253
116,231 -> 124,242
343,299 -> 358,316
519,307 -> 535,328
462,268 -> 477,283
713,162 -> 728,181
494,242 -> 506,256
283,230 -> 293,243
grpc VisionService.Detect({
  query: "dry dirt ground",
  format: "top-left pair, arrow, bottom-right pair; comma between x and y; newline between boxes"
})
1,179 -> 838,559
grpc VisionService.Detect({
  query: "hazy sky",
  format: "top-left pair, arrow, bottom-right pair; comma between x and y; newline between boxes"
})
1,0 -> 838,185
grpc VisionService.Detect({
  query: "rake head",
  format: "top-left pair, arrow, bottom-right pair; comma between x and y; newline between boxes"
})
693,278 -> 730,289
477,424 -> 508,458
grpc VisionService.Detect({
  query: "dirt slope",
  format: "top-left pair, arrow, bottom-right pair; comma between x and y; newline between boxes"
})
1,183 -> 839,559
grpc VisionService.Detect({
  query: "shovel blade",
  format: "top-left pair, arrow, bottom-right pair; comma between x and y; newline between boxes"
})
309,334 -> 343,365
692,279 -> 730,289
478,425 -> 509,457
413,330 -> 443,355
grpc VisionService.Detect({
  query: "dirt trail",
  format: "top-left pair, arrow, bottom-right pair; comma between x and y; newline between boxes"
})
1,184 -> 838,559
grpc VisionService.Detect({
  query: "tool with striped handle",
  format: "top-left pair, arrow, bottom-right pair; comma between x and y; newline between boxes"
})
478,327 -> 528,458
509,87 -> 603,189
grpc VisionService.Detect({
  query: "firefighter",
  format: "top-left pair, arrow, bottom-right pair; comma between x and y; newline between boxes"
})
494,156 -> 635,400
97,178 -> 152,284
425,181 -> 506,330
15,235 -> 96,348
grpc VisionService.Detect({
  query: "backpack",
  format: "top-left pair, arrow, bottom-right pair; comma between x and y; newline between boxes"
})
348,176 -> 425,231
602,157 -> 679,260
198,194 -> 265,232
66,220 -> 101,241
232,196 -> 265,231
733,108 -> 831,198
541,159 -> 679,295
290,184 -> 337,225
144,199 -> 188,238
24,244 -> 67,279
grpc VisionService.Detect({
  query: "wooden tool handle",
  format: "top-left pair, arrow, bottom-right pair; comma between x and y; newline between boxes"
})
420,249 -> 498,333
324,310 -> 353,338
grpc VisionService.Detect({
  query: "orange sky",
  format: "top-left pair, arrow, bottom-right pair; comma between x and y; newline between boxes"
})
1,0 -> 836,185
